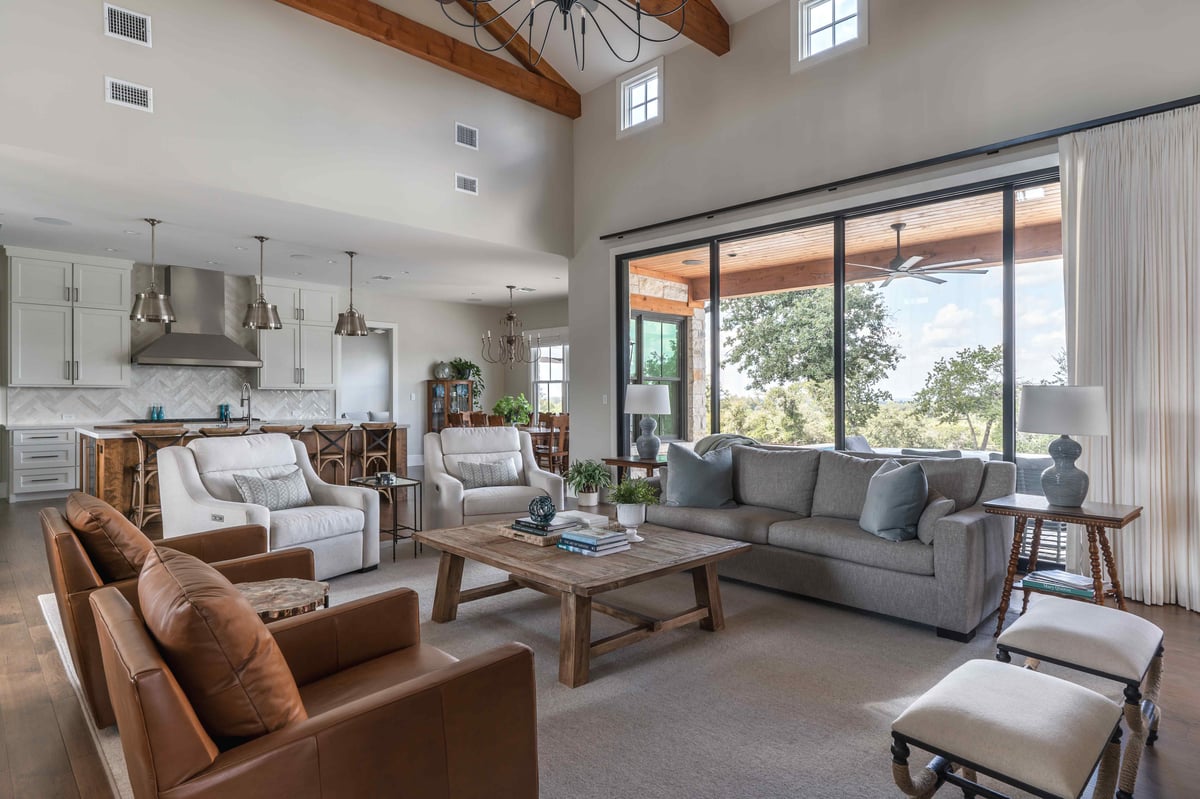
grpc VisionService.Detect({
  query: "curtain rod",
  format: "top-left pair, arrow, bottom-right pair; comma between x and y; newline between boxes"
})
599,92 -> 1200,242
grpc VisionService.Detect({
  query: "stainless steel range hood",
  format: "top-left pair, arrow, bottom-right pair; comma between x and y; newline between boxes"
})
132,266 -> 263,368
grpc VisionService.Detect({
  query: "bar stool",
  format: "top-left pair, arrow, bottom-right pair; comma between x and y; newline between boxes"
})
311,423 -> 353,485
130,427 -> 188,528
997,596 -> 1164,799
360,422 -> 397,477
260,424 -> 305,439
197,426 -> 252,437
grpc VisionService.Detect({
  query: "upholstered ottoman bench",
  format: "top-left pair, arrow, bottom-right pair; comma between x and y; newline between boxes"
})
997,596 -> 1164,799
891,660 -> 1123,799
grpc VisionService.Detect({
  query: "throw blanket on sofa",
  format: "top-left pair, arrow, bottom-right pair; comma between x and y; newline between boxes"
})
694,433 -> 759,455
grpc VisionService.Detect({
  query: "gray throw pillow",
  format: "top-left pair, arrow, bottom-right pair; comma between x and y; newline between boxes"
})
859,460 -> 928,542
458,458 -> 520,490
233,468 -> 312,511
664,444 -> 735,509
917,491 -> 957,545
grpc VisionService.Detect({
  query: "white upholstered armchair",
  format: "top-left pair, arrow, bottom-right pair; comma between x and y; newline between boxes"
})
424,427 -> 564,530
156,434 -> 380,579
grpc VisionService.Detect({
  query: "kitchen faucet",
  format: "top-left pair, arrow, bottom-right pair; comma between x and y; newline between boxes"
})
240,382 -> 253,424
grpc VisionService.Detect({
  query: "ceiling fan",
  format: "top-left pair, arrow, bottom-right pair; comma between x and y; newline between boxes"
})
849,223 -> 987,287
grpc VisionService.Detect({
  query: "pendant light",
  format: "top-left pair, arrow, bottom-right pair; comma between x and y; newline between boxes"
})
129,218 -> 176,323
243,235 -> 283,330
334,250 -> 368,336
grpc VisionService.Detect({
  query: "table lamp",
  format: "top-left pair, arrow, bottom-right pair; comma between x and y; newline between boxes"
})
624,384 -> 672,460
1017,385 -> 1109,507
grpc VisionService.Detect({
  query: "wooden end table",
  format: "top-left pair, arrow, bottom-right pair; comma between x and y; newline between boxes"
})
414,523 -> 750,687
603,454 -> 667,482
984,493 -> 1142,637
236,577 -> 330,622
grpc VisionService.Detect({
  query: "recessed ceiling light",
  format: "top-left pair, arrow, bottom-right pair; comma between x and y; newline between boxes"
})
35,217 -> 71,226
327,259 -> 337,264
682,258 -> 703,266
290,254 -> 312,260
104,248 -> 121,253
206,260 -> 223,266
517,287 -> 536,293
726,252 -> 738,258
293,271 -> 303,276
372,274 -> 392,281
554,276 -> 563,280
124,229 -> 141,235
234,245 -> 248,251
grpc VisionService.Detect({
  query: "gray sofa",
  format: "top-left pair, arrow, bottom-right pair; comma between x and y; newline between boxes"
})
647,447 -> 1016,641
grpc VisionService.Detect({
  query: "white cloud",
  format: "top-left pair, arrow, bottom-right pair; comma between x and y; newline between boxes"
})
920,303 -> 975,345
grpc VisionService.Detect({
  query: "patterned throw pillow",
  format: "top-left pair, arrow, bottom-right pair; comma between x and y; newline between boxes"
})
458,458 -> 520,490
233,468 -> 312,511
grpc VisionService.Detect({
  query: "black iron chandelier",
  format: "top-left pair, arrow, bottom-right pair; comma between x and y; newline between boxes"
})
437,0 -> 689,70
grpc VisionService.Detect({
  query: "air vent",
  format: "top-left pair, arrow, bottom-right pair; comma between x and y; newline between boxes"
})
455,122 -> 479,150
105,77 -> 153,112
104,4 -> 151,46
455,173 -> 479,195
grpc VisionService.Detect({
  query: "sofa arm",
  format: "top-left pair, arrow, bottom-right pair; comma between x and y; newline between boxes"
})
427,469 -> 465,530
157,447 -> 269,535
158,524 -> 269,563
269,587 -> 419,687
182,643 -> 538,799
526,467 -> 565,508
932,506 -> 1014,636
211,548 -> 316,585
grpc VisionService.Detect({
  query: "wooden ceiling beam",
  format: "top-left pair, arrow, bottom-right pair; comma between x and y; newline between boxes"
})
275,0 -> 581,118
453,0 -> 572,88
690,222 -> 1063,300
630,0 -> 730,56
630,294 -> 700,316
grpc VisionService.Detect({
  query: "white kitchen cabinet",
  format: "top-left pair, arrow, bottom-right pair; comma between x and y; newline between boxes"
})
262,281 -> 338,326
262,283 -> 300,323
10,257 -> 73,305
256,322 -> 335,389
74,262 -> 132,310
10,303 -> 73,386
73,307 -> 131,386
299,324 -> 335,387
8,426 -> 79,501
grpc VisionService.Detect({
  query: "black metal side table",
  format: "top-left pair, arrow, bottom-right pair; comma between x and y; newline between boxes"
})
351,475 -> 423,560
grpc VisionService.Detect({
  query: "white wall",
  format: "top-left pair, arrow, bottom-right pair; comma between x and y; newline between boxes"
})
0,0 -> 573,257
338,332 -> 392,416
568,0 -> 1200,463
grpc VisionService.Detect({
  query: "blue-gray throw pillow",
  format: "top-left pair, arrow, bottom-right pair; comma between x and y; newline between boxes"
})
859,459 -> 928,542
233,468 -> 312,511
664,444 -> 735,509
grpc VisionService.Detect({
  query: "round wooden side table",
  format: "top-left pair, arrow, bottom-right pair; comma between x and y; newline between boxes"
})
236,577 -> 330,622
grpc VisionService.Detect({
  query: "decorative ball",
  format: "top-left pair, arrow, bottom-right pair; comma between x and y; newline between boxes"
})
528,496 -> 556,525
433,361 -> 453,379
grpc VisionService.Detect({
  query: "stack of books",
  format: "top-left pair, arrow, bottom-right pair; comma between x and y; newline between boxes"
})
556,528 -> 631,557
511,516 -> 582,536
1021,569 -> 1104,598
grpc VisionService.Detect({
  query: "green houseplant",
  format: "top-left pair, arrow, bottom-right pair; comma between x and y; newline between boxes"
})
493,393 -> 533,426
449,357 -> 485,411
563,460 -> 613,506
609,477 -> 658,542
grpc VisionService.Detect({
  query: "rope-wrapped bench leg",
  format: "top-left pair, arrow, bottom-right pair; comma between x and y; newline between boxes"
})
1093,725 -> 1123,799
1143,649 -> 1164,745
891,737 -> 940,799
1115,649 -> 1164,799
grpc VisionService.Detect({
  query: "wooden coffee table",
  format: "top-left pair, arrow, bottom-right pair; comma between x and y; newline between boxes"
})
415,523 -> 750,687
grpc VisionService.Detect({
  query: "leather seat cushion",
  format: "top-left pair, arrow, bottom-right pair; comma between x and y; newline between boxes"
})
138,547 -> 307,742
65,492 -> 153,582
767,517 -> 935,576
463,486 -> 547,517
300,645 -> 459,718
270,506 -> 365,547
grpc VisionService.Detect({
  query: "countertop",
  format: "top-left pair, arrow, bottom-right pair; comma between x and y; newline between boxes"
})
76,419 -> 410,440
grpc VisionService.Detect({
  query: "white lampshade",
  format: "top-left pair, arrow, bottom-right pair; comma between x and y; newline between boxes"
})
1018,385 -> 1109,436
625,383 -> 671,416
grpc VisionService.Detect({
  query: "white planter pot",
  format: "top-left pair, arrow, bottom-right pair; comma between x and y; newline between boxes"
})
616,503 -> 647,543
576,491 -> 600,507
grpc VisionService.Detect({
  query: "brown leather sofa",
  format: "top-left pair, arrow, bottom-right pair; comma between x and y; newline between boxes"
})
41,495 -> 315,728
91,585 -> 539,799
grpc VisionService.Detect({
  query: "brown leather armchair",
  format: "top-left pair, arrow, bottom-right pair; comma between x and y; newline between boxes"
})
91,586 -> 539,799
41,500 -> 315,728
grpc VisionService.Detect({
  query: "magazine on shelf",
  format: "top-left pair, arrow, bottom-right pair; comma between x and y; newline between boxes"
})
1020,578 -> 1096,599
1024,570 -> 1096,590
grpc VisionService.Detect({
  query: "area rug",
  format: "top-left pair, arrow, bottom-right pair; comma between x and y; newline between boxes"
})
43,548 -> 1121,798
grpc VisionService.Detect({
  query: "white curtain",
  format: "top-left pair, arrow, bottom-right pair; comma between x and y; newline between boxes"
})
1061,106 -> 1200,610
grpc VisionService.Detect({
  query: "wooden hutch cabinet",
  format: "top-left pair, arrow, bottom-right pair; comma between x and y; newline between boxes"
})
426,379 -> 473,433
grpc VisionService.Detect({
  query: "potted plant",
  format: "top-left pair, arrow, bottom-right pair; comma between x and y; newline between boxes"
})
564,460 -> 613,506
449,357 -> 485,411
493,393 -> 533,426
608,477 -> 658,542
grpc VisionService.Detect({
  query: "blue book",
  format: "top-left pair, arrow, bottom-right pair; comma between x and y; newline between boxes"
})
560,530 -> 627,547
556,541 -> 630,557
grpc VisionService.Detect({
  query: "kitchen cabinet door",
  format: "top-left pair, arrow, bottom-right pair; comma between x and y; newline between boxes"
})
73,307 -> 131,386
298,287 -> 338,326
10,303 -> 73,386
10,258 -> 72,306
299,325 -> 335,388
74,263 -> 131,311
261,283 -> 300,324
257,324 -> 300,389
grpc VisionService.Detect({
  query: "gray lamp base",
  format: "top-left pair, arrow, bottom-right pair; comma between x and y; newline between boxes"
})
1041,434 -> 1090,507
635,417 -> 661,460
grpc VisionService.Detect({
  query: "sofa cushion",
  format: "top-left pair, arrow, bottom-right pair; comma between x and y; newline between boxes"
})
65,492 -> 153,582
731,445 -> 821,515
138,547 -> 306,743
439,426 -> 521,455
271,506 -> 364,548
913,457 -> 985,511
233,468 -> 312,511
767,517 -> 935,576
859,460 -> 928,542
664,444 -> 735,509
463,485 -> 548,517
647,504 -> 800,545
811,451 -> 884,520
458,458 -> 521,489
917,492 -> 957,545
189,435 -> 302,502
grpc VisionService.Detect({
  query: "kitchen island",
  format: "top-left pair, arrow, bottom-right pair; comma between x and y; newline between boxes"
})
77,420 -> 408,523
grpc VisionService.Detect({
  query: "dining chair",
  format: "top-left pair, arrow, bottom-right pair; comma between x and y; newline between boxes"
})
447,412 -> 469,427
534,414 -> 569,474
469,411 -> 489,427
487,414 -> 506,426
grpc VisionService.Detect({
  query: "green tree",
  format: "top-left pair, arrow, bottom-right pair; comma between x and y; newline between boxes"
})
913,345 -> 1004,450
720,383 -> 831,445
721,285 -> 901,428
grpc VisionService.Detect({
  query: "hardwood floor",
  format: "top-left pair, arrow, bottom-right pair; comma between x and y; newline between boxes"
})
1,497 -> 1197,798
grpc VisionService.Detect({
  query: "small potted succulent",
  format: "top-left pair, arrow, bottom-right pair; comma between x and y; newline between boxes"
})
564,459 -> 613,506
609,477 -> 658,542
492,393 -> 533,426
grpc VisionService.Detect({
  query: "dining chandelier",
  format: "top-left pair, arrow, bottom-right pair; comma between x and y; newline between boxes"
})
482,286 -> 541,368
437,0 -> 689,70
